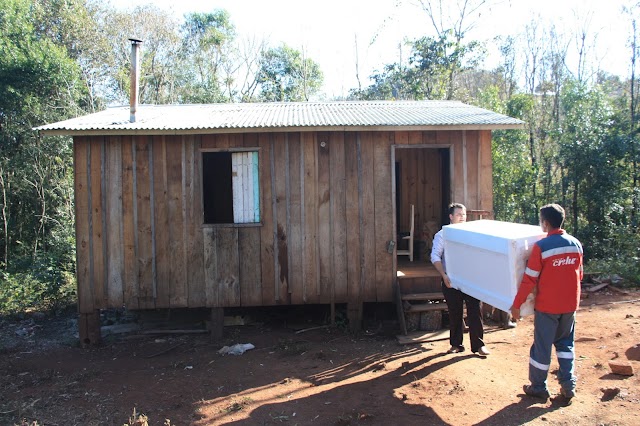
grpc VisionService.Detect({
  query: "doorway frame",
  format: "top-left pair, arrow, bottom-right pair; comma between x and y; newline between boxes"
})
391,143 -> 454,275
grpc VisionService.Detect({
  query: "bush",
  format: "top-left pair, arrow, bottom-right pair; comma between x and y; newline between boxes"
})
580,217 -> 640,286
0,262 -> 76,316
585,257 -> 640,287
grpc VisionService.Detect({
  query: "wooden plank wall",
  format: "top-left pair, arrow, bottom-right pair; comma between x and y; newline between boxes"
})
74,129 -> 490,313
394,130 -> 489,230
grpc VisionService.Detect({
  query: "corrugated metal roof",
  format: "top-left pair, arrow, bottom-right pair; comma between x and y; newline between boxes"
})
35,101 -> 525,135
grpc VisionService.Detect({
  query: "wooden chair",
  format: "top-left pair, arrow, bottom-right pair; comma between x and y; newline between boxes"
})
397,204 -> 415,261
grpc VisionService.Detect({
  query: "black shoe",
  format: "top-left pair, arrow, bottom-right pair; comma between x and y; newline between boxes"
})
552,389 -> 574,406
551,389 -> 576,407
561,388 -> 576,399
446,345 -> 465,354
523,384 -> 550,400
504,321 -> 517,329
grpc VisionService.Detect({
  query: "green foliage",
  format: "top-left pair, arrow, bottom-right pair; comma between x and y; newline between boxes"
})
351,63 -> 408,100
555,80 -> 621,244
178,9 -> 236,103
2,0 -> 639,317
0,264 -> 76,315
585,222 -> 640,284
1,0 -> 83,314
257,44 -> 323,102
350,31 -> 484,101
258,44 -> 323,101
478,88 -> 537,223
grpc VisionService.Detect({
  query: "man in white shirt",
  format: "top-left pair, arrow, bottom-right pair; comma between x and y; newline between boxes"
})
430,203 -> 490,356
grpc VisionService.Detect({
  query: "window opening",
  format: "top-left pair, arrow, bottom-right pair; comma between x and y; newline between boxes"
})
203,151 -> 260,224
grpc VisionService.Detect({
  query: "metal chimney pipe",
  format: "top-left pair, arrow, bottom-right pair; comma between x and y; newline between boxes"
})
129,38 -> 143,123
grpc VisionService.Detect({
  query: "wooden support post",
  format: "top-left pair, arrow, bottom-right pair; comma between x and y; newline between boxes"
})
347,301 -> 363,333
210,307 -> 224,341
79,310 -> 101,347
395,280 -> 408,335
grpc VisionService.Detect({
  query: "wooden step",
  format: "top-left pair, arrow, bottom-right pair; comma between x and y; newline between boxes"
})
401,292 -> 444,301
405,303 -> 448,313
397,269 -> 442,278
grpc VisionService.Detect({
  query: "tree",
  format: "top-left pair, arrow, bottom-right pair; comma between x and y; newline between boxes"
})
0,0 -> 85,309
178,9 -> 236,103
415,0 -> 489,99
624,3 -> 640,228
257,44 -> 323,102
97,4 -> 182,104
479,89 -> 537,223
350,31 -> 483,101
555,80 -> 626,258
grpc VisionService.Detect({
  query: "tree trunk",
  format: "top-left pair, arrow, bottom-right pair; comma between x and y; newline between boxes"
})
0,167 -> 8,269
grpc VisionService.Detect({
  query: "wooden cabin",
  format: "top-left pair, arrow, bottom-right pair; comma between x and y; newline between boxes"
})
36,101 -> 524,344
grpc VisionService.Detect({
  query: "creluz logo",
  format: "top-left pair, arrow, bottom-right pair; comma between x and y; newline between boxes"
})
552,256 -> 577,266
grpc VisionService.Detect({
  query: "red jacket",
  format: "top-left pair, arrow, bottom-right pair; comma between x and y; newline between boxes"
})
513,229 -> 583,314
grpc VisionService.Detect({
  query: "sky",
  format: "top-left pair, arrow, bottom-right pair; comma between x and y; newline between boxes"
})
109,0 -> 632,99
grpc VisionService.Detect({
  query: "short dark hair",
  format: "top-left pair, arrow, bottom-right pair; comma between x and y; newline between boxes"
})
540,204 -> 565,229
448,203 -> 466,216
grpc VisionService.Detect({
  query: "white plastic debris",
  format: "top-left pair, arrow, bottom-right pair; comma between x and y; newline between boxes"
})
218,343 -> 255,356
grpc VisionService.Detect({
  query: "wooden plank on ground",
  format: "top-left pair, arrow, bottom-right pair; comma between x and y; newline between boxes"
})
396,329 -> 449,345
585,283 -> 609,292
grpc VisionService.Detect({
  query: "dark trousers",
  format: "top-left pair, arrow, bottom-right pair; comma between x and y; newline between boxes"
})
442,283 -> 485,352
529,311 -> 576,392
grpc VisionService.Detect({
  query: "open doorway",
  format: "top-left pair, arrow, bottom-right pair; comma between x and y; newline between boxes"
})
394,145 -> 452,296
394,146 -> 451,263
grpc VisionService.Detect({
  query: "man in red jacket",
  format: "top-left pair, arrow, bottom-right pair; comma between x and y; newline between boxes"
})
511,204 -> 583,403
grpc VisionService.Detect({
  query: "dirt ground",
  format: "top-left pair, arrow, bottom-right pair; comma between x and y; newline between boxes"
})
1,289 -> 639,426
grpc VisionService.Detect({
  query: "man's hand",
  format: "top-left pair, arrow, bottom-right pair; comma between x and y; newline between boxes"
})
443,274 -> 452,288
510,305 -> 520,321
